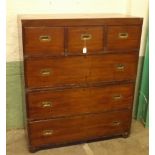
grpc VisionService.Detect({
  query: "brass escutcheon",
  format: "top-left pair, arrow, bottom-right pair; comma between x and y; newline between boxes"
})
81,33 -> 92,41
42,130 -> 53,136
39,35 -> 51,42
118,32 -> 128,39
116,64 -> 125,71
42,101 -> 52,108
113,94 -> 122,100
40,68 -> 51,76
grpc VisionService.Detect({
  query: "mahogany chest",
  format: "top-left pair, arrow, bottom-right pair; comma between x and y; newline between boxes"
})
21,14 -> 143,152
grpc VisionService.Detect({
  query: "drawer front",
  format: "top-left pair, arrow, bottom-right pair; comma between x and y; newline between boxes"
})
107,26 -> 142,50
28,110 -> 131,147
23,27 -> 64,55
27,83 -> 134,120
25,54 -> 138,89
67,27 -> 104,54
25,56 -> 89,89
87,53 -> 138,83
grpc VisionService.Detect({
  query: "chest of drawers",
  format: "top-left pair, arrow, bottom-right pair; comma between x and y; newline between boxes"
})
21,14 -> 143,152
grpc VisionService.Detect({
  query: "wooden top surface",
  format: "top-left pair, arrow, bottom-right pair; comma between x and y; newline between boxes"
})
19,14 -> 143,26
18,13 -> 142,20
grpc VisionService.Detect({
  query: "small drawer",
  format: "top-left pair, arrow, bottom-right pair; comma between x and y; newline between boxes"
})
27,83 -> 134,120
67,27 -> 104,54
23,27 -> 64,56
28,110 -> 131,147
107,26 -> 142,50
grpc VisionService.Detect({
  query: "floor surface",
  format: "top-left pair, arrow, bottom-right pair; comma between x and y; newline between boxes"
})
6,120 -> 148,155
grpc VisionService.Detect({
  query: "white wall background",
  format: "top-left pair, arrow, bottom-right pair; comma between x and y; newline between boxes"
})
6,0 -> 149,62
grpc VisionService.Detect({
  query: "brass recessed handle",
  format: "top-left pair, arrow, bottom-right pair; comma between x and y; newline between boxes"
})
40,69 -> 51,76
113,94 -> 122,100
81,33 -> 92,41
116,64 -> 125,71
112,121 -> 121,126
42,101 -> 52,108
42,130 -> 53,136
39,35 -> 51,42
118,32 -> 128,39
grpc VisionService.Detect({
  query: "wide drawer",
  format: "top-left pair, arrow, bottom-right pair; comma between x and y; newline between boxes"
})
27,83 -> 134,120
25,53 -> 138,89
107,26 -> 142,50
23,27 -> 64,56
67,26 -> 104,54
28,110 -> 131,147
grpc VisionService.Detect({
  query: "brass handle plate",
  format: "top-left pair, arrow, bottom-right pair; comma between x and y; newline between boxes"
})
40,69 -> 51,76
113,94 -> 122,100
112,121 -> 121,126
42,130 -> 53,136
116,64 -> 125,71
81,33 -> 92,41
39,35 -> 51,42
42,101 -> 52,108
118,32 -> 128,39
